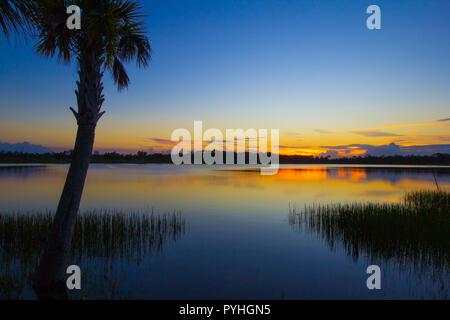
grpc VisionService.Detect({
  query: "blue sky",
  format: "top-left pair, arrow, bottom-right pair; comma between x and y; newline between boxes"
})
0,0 -> 449,155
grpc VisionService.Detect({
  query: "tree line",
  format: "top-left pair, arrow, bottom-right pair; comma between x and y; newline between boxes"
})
1,151 -> 449,165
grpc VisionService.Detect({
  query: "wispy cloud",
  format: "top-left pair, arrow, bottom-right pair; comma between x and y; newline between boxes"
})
277,145 -> 312,149
437,118 -> 450,122
350,130 -> 402,137
314,129 -> 335,134
356,122 -> 440,131
319,143 -> 450,158
144,138 -> 177,145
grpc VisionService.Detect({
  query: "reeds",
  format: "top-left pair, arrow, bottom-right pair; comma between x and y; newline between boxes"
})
289,190 -> 449,296
0,209 -> 186,265
0,209 -> 187,298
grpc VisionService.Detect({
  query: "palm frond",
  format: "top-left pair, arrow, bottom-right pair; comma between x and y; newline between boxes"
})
112,57 -> 129,91
0,0 -> 35,39
34,0 -> 151,90
118,29 -> 151,67
34,0 -> 75,64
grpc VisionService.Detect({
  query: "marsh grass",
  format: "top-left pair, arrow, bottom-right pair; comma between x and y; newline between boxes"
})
0,210 -> 187,298
289,190 -> 449,296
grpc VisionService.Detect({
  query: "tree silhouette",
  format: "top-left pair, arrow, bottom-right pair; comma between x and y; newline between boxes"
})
0,0 -> 34,39
32,0 -> 151,298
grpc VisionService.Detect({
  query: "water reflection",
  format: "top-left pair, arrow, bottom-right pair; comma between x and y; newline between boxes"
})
0,165 -> 449,212
288,190 -> 449,299
1,164 -> 449,299
0,166 -> 49,179
0,211 -> 187,299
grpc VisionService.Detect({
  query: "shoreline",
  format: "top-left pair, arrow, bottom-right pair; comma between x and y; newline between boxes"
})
1,163 -> 450,169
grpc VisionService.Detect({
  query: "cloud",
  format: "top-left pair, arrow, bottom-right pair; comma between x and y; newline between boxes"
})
204,139 -> 230,144
277,145 -> 311,149
148,138 -> 176,145
315,129 -> 335,134
143,138 -> 179,146
373,122 -> 439,129
140,138 -> 179,154
437,135 -> 450,142
321,144 -> 366,151
319,149 -> 341,158
0,142 -> 53,154
364,143 -> 401,156
319,143 -> 450,158
400,144 -> 450,155
350,130 -> 402,137
437,118 -> 450,122
147,146 -> 171,154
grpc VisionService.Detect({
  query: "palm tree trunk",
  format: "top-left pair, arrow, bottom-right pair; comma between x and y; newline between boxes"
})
33,50 -> 104,299
33,123 -> 96,298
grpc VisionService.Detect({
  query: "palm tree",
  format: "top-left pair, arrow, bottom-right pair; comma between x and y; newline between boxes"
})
32,0 -> 151,297
0,0 -> 34,39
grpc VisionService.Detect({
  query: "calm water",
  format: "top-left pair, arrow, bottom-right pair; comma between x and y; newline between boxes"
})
0,164 -> 449,299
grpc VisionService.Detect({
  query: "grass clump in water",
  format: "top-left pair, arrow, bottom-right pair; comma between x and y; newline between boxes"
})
0,209 -> 187,299
289,190 -> 449,294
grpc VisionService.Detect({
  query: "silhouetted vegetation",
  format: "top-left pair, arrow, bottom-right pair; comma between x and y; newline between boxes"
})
0,210 -> 187,299
1,151 -> 449,165
31,0 -> 153,293
0,0 -> 35,40
289,190 -> 450,298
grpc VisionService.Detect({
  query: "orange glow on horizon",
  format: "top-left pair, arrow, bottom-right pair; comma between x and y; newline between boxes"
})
1,117 -> 448,156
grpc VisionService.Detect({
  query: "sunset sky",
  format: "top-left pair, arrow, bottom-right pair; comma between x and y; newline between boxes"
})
0,0 -> 449,157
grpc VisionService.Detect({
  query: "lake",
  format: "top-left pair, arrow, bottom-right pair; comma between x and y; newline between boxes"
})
0,164 -> 449,299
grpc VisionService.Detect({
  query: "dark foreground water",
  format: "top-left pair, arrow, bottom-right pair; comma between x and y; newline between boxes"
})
0,164 -> 449,299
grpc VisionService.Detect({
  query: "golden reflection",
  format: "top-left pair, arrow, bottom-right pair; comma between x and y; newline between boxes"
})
0,165 -> 448,214
271,168 -> 327,181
